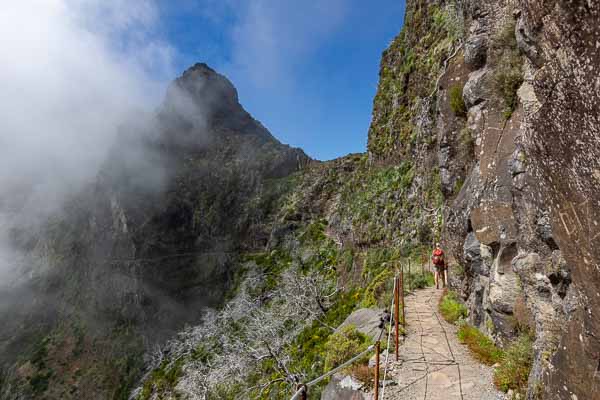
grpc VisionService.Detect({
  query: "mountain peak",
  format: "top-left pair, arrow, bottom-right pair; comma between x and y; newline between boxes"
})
184,62 -> 217,74
178,63 -> 238,101
163,62 -> 239,114
158,63 -> 276,145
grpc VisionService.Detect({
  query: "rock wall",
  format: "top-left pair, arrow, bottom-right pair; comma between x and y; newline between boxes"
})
518,1 -> 600,398
368,0 -> 600,398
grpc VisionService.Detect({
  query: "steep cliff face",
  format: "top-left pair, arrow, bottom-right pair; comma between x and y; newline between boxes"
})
518,2 -> 600,398
366,0 -> 600,399
0,63 -> 309,400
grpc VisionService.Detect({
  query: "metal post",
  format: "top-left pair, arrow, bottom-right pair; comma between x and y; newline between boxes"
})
408,259 -> 411,292
374,341 -> 380,400
400,268 -> 405,328
428,244 -> 432,273
394,275 -> 400,362
296,384 -> 307,400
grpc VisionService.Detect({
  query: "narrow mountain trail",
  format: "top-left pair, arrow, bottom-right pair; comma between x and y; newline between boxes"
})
380,287 -> 506,400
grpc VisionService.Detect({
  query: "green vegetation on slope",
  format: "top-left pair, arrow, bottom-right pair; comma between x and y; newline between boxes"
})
457,323 -> 504,365
332,155 -> 442,247
368,2 -> 463,160
494,334 -> 534,397
449,84 -> 467,117
339,158 -> 415,244
138,359 -> 184,400
490,20 -> 523,119
323,325 -> 372,372
439,290 -> 534,397
454,323 -> 534,396
439,290 -> 468,324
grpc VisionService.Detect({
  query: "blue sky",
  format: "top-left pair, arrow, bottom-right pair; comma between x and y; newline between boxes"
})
153,1 -> 406,160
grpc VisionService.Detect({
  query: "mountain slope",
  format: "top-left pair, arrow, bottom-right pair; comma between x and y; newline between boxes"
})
133,1 -> 600,399
0,63 -> 309,400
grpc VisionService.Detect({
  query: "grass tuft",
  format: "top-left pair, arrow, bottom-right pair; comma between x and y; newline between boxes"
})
323,325 -> 372,372
408,271 -> 435,290
457,323 -> 504,365
494,334 -> 534,396
439,290 -> 467,324
449,84 -> 467,117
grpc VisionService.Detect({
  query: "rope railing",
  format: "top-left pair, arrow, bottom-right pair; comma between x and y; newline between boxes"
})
290,344 -> 376,399
290,268 -> 407,400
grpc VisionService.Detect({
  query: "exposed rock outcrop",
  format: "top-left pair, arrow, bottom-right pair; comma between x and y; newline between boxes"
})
321,374 -> 368,400
336,308 -> 387,342
367,0 -> 600,398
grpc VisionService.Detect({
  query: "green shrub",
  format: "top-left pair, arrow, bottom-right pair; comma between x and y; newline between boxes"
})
137,359 -> 184,400
457,324 -> 504,365
490,21 -> 523,119
324,325 -> 372,372
494,335 -> 534,395
439,290 -> 468,324
409,271 -> 435,290
299,219 -> 328,244
361,267 -> 395,308
449,84 -> 467,117
494,63 -> 523,119
29,371 -> 52,394
245,249 -> 293,293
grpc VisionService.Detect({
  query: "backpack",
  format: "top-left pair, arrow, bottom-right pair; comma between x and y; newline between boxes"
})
432,248 -> 444,266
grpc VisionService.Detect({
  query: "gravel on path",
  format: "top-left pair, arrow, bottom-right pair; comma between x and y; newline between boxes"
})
377,286 -> 506,400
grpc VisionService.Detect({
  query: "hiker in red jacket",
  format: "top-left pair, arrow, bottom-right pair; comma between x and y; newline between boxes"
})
431,243 -> 447,289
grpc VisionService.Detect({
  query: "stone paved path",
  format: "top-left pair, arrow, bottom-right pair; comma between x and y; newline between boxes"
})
379,287 -> 506,400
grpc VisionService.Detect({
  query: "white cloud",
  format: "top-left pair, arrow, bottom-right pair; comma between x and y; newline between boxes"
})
0,0 -> 174,200
0,0 -> 175,277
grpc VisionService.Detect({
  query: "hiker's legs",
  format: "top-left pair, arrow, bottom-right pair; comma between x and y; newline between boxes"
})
441,269 -> 446,288
434,270 -> 439,289
444,267 -> 448,287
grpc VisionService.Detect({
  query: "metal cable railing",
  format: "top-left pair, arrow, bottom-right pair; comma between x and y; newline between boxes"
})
290,269 -> 407,400
380,277 -> 397,399
290,344 -> 376,400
